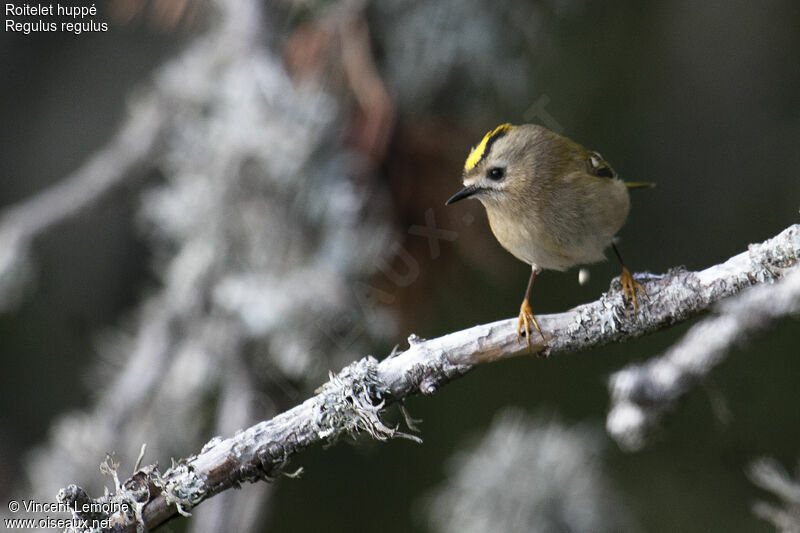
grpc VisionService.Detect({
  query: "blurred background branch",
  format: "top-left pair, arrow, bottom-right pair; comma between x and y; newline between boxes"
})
425,408 -> 637,533
749,457 -> 800,532
0,94 -> 165,311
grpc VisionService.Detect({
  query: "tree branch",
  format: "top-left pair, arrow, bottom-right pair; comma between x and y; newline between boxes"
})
0,91 -> 166,311
58,223 -> 800,532
748,457 -> 800,531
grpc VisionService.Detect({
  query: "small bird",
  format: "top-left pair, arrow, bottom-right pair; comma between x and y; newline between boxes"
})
446,123 -> 652,347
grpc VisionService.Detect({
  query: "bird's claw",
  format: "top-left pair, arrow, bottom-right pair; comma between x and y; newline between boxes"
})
620,266 -> 646,310
517,298 -> 543,350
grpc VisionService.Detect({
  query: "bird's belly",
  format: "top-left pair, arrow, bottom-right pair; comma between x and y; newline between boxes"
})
488,213 -> 609,271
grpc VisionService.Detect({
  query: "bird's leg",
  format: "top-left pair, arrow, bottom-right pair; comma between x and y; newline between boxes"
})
517,267 -> 543,347
612,243 -> 646,309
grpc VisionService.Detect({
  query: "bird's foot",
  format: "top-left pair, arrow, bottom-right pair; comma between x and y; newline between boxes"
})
620,266 -> 646,310
517,298 -> 544,350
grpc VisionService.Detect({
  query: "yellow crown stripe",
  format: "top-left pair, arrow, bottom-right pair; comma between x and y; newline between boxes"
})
464,123 -> 513,171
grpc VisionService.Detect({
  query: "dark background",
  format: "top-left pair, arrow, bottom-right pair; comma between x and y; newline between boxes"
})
2,1 -> 799,531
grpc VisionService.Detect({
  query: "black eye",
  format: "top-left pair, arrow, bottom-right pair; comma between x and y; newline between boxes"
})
488,167 -> 505,181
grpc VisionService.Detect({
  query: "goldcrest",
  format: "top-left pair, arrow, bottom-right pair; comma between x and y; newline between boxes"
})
446,124 -> 652,347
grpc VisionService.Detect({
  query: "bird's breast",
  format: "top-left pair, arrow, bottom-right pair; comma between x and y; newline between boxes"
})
486,208 -> 575,271
483,180 -> 628,272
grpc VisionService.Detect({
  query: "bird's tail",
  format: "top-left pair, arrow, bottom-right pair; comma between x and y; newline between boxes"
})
625,182 -> 656,190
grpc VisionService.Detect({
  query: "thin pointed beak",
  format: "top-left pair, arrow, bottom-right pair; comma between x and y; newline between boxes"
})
445,185 -> 478,205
